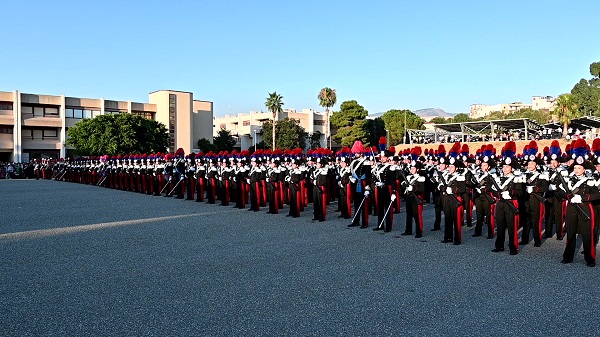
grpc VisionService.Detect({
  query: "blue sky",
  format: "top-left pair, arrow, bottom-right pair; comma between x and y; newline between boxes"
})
1,0 -> 598,116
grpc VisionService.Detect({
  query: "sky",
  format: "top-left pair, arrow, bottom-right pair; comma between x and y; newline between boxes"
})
1,0 -> 598,116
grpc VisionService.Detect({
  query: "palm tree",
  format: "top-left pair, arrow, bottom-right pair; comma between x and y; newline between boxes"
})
265,92 -> 284,150
318,87 -> 337,148
554,93 -> 579,138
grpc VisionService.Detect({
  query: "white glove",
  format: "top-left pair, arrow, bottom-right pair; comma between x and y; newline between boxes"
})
446,187 -> 453,195
364,190 -> 370,197
376,182 -> 385,188
476,188 -> 482,194
350,177 -> 357,184
246,178 -> 251,184
570,194 -> 582,204
390,194 -> 397,201
549,184 -> 556,191
501,191 -> 511,200
526,186 -> 534,194
406,185 -> 413,192
560,170 -> 568,177
338,181 -> 343,188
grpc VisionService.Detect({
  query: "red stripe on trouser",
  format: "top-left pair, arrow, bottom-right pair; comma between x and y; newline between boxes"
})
254,182 -> 260,208
300,181 -> 307,207
395,180 -> 401,211
188,178 -> 195,197
589,204 -> 596,260
224,181 -> 229,202
321,188 -> 327,219
262,181 -> 267,205
469,196 -> 474,219
457,203 -> 463,241
538,200 -> 544,239
296,191 -> 301,216
211,178 -> 217,201
490,203 -> 496,233
274,187 -> 279,213
363,198 -> 370,225
346,184 -> 352,217
418,201 -> 424,234
279,182 -> 284,207
513,200 -> 520,249
561,201 -> 567,234
374,187 -> 379,212
199,179 -> 205,201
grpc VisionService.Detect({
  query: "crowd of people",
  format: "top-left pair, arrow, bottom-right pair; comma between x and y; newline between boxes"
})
0,161 -> 35,179
25,137 -> 600,267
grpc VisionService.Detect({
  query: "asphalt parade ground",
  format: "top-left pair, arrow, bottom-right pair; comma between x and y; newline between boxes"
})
2,180 -> 600,336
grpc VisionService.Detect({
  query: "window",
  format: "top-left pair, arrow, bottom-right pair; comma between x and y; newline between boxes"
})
34,107 -> 44,117
65,108 -> 74,118
45,107 -> 59,116
91,110 -> 100,118
314,120 -> 326,126
33,129 -> 43,139
73,109 -> 83,119
83,110 -> 92,119
22,106 -> 33,115
243,120 -> 250,126
0,126 -> 13,134
132,111 -> 154,119
0,103 -> 13,110
43,129 -> 58,138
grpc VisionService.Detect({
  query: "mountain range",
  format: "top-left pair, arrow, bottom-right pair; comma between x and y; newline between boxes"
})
367,108 -> 456,119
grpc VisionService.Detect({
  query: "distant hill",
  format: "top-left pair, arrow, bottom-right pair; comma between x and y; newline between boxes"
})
413,108 -> 455,118
367,108 -> 455,120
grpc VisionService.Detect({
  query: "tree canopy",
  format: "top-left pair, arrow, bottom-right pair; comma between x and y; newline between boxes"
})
265,92 -> 284,150
213,129 -> 236,152
330,100 -> 370,146
261,118 -> 307,150
554,93 -> 580,137
67,113 -> 169,156
381,109 -> 425,145
570,61 -> 600,116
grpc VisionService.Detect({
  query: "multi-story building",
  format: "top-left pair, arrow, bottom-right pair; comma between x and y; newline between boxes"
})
0,90 -> 213,162
212,108 -> 336,150
469,96 -> 556,119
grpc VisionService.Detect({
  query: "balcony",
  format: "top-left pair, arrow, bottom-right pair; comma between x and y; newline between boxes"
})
22,116 -> 62,128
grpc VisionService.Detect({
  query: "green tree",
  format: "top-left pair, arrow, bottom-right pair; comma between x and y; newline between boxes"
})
309,133 -> 322,149
67,113 -> 169,156
213,128 -> 236,151
381,109 -> 425,145
318,87 -> 337,148
571,61 -> 600,116
429,117 -> 448,124
330,100 -> 370,146
197,138 -> 215,152
265,92 -> 284,150
451,113 -> 471,123
554,93 -> 579,138
261,118 -> 307,150
365,118 -> 386,147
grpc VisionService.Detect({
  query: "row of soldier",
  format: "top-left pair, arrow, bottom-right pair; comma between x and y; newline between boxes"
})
39,137 -> 600,267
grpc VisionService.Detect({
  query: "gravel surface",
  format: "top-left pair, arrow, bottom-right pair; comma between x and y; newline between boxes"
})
1,180 -> 599,336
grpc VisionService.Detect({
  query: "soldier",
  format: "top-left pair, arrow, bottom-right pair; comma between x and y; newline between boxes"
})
373,140 -> 396,233
185,153 -> 197,200
286,156 -> 304,218
205,152 -> 219,204
544,141 -> 565,240
312,157 -> 329,222
431,144 -> 447,232
195,153 -> 206,202
248,151 -> 263,211
173,149 -> 186,199
402,155 -> 426,238
348,141 -> 372,228
519,141 -> 549,247
442,145 -> 467,245
473,146 -> 496,238
337,148 -> 353,220
556,139 -> 598,267
491,141 -> 523,255
266,157 -> 281,214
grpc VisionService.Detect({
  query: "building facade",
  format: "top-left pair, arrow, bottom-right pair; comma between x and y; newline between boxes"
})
213,108 -> 336,150
469,96 -> 556,119
0,90 -> 212,162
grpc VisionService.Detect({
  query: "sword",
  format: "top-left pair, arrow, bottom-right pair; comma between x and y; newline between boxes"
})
377,196 -> 395,229
350,192 -> 368,225
167,178 -> 183,196
160,177 -> 172,194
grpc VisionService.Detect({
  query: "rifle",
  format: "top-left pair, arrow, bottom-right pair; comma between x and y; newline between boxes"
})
487,174 -> 520,214
556,171 -> 590,221
436,170 -> 461,207
397,169 -> 422,205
